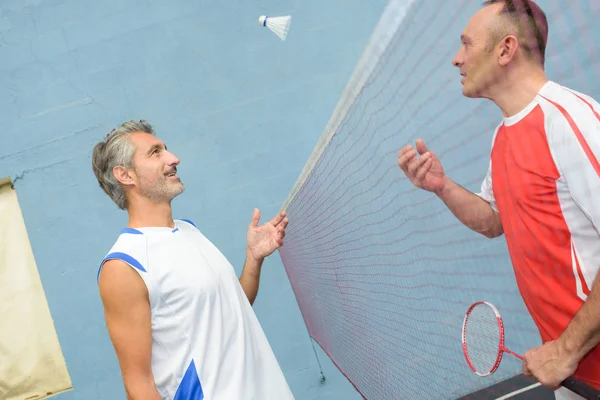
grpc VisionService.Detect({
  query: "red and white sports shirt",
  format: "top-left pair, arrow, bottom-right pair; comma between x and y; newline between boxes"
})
477,80 -> 600,388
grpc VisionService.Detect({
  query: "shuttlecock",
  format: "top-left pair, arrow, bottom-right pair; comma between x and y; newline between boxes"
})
258,15 -> 291,41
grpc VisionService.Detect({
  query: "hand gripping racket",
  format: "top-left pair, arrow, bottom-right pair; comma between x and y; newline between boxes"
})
461,301 -> 600,400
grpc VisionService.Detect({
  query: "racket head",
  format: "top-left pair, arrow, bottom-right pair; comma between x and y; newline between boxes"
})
461,301 -> 506,377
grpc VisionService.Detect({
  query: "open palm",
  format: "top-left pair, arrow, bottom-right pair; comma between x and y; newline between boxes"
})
246,209 -> 288,260
416,152 -> 445,192
398,139 -> 446,193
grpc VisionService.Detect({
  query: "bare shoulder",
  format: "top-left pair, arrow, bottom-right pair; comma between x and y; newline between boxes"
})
98,259 -> 148,308
97,260 -> 156,396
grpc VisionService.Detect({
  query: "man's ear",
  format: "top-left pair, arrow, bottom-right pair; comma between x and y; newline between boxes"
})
497,35 -> 519,66
113,165 -> 135,187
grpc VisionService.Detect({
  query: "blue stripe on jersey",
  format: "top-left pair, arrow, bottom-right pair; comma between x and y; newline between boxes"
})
97,252 -> 147,281
121,228 -> 143,235
173,359 -> 204,400
180,219 -> 196,228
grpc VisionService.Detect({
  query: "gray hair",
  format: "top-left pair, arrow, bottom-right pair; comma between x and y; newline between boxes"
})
92,120 -> 155,210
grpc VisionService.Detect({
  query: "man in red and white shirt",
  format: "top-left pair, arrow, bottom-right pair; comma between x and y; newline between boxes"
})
398,0 -> 600,398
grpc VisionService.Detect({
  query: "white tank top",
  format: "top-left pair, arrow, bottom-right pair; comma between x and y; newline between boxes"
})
98,219 -> 295,400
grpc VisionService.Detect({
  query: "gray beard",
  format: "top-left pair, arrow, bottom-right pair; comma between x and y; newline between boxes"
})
139,176 -> 184,204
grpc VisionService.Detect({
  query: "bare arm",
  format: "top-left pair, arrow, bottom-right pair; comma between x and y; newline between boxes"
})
98,260 -> 161,400
560,272 -> 600,362
239,249 -> 264,306
398,139 -> 503,238
523,271 -> 600,387
436,176 -> 504,238
239,208 -> 288,305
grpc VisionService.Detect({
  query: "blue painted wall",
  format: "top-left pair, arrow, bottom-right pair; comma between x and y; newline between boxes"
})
0,0 -> 386,398
5,0 -> 597,399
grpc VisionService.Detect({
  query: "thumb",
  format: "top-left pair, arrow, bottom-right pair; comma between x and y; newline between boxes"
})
250,208 -> 261,227
415,139 -> 429,155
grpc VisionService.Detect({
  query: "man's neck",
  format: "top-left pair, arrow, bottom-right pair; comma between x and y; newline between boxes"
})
491,67 -> 548,118
127,197 -> 175,229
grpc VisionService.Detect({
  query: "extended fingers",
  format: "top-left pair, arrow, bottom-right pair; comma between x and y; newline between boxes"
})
270,211 -> 286,226
414,156 -> 432,181
276,227 -> 285,246
407,152 -> 432,176
398,145 -> 417,171
276,217 -> 288,241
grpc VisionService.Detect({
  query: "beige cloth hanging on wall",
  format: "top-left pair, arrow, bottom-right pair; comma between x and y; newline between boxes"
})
0,178 -> 72,400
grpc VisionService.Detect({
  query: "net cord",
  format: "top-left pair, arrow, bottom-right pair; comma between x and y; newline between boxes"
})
280,0 -> 418,211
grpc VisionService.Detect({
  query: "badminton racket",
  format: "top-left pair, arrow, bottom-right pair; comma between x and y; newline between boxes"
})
461,301 -> 600,400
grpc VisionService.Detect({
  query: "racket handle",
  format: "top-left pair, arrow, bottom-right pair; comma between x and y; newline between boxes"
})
561,377 -> 600,400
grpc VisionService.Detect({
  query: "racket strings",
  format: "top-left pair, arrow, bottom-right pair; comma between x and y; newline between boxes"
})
464,303 -> 502,374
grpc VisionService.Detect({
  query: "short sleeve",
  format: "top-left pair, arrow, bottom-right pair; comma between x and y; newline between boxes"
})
547,98 -> 600,230
475,124 -> 501,213
475,160 -> 498,212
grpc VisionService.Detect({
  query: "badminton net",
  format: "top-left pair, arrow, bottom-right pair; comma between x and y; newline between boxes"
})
278,0 -> 600,399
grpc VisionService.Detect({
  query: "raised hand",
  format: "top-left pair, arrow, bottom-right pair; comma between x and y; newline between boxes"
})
246,208 -> 288,261
397,139 -> 446,193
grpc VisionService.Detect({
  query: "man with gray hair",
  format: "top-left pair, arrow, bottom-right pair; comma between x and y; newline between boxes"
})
92,120 -> 294,400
